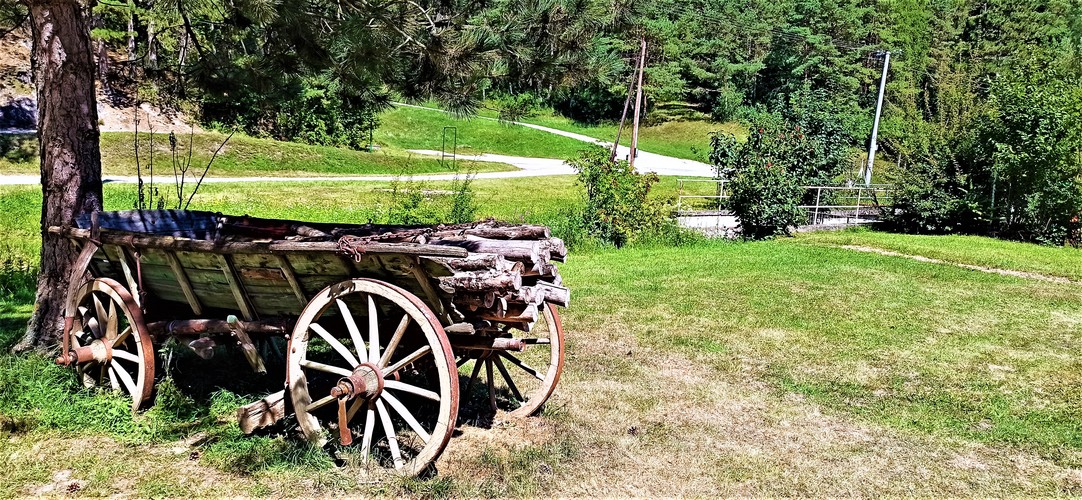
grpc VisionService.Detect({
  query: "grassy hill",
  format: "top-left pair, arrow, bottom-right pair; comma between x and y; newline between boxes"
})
375,105 -> 593,159
377,103 -> 742,162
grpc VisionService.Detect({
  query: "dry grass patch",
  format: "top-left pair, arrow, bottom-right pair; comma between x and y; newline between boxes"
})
546,317 -> 1080,496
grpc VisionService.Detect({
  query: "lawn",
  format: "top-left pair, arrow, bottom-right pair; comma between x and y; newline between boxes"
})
375,105 -> 592,159
0,132 -> 517,177
383,103 -> 741,162
521,110 -> 743,163
797,228 -> 1082,282
1,182 -> 1080,495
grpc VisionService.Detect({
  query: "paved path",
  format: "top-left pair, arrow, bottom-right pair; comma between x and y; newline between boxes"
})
0,104 -> 714,185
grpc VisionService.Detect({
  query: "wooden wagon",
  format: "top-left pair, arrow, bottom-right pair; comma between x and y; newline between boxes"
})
50,210 -> 568,475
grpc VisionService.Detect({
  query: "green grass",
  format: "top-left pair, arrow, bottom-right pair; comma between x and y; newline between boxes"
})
519,110 -> 743,163
0,132 -> 517,177
381,103 -> 742,162
376,105 -> 593,159
1,181 -> 1081,494
797,227 -> 1082,282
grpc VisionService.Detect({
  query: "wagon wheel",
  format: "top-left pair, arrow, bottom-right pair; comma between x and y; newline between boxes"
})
288,278 -> 458,476
63,277 -> 155,412
458,303 -> 565,418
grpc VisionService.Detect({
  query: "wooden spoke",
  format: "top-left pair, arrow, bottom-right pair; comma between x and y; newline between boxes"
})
86,316 -> 102,339
378,314 -> 410,368
104,297 -> 118,340
337,299 -> 368,363
113,326 -> 132,347
93,295 -> 109,337
307,394 -> 337,412
384,345 -> 432,376
456,356 -> 470,367
360,404 -> 376,463
375,399 -> 405,470
310,322 -> 360,368
109,360 -> 139,395
384,380 -> 441,401
381,391 -> 431,444
500,352 -> 545,381
346,398 -> 364,422
465,358 -> 483,395
367,295 -> 379,364
107,365 -> 120,391
299,359 -> 353,378
493,356 -> 524,402
111,349 -> 141,364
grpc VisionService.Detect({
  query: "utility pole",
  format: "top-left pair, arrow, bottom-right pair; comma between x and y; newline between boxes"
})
610,63 -> 638,162
629,39 -> 647,170
863,50 -> 890,186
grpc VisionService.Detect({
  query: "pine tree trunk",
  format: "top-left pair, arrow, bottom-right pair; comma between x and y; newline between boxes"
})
17,0 -> 103,352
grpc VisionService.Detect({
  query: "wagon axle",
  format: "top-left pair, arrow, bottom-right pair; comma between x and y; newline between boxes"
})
329,362 -> 387,446
55,338 -> 112,366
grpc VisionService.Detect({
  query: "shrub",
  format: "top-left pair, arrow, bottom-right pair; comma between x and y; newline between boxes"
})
711,117 -> 849,238
380,173 -> 479,225
0,134 -> 36,163
887,147 -> 982,234
727,160 -> 805,239
980,66 -> 1082,244
567,147 -> 675,246
490,92 -> 544,122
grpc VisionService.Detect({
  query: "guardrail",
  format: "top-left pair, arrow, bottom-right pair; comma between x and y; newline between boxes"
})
676,179 -> 893,225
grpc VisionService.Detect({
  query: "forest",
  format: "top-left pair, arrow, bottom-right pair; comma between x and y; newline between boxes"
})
2,0 -> 1082,243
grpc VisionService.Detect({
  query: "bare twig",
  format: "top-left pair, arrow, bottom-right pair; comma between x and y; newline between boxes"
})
134,113 -> 143,209
184,130 -> 235,210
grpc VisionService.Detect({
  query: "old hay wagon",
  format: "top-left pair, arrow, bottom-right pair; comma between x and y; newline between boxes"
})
50,210 -> 569,475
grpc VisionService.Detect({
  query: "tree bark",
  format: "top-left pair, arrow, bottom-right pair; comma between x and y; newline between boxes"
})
17,0 -> 103,352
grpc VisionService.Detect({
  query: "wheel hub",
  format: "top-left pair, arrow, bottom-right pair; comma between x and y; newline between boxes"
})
330,362 -> 385,402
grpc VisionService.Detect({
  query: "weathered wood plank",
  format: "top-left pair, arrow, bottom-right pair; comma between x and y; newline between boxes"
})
410,257 -> 451,325
274,255 -> 309,308
217,254 -> 257,321
49,227 -> 469,258
164,251 -> 203,314
237,390 -> 287,434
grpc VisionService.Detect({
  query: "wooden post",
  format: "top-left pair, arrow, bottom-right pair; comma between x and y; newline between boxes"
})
611,55 -> 640,162
629,39 -> 647,170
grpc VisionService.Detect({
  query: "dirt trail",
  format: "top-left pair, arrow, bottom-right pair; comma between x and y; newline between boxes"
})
839,244 -> 1077,285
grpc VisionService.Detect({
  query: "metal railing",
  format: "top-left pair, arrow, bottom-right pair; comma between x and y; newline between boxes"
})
675,178 -> 730,215
675,178 -> 893,225
800,184 -> 893,225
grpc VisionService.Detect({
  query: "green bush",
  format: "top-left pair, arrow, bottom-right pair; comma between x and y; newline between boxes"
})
727,160 -> 805,239
887,145 -> 982,234
380,173 -> 479,225
888,61 -> 1082,245
980,66 -> 1082,244
0,134 -> 36,163
711,116 -> 849,238
567,147 -> 676,247
490,92 -> 544,122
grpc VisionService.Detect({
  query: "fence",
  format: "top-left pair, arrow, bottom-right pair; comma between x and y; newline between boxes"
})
675,178 -> 893,226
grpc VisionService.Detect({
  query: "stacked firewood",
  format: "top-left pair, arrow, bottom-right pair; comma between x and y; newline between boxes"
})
336,220 -> 567,333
